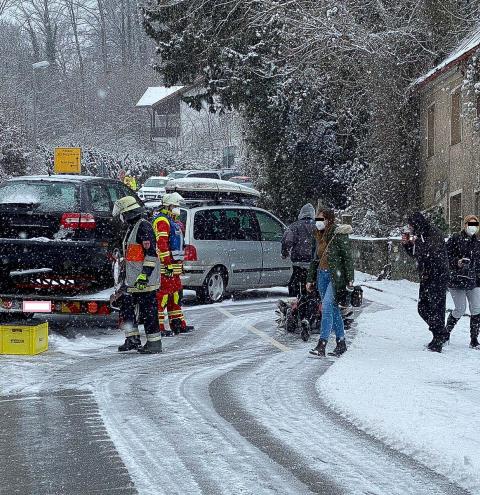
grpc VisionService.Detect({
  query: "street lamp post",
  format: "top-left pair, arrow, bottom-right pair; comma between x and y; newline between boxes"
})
32,60 -> 50,147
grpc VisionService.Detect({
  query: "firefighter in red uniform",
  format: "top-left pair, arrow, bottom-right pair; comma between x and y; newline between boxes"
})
153,193 -> 193,336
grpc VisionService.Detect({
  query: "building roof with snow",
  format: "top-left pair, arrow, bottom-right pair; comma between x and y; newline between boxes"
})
414,28 -> 480,90
135,86 -> 185,107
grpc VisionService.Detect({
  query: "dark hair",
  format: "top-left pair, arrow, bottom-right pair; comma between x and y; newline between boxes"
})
316,208 -> 335,225
407,212 -> 431,236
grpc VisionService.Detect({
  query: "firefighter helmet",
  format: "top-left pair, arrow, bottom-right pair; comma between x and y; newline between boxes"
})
112,196 -> 142,217
162,192 -> 184,207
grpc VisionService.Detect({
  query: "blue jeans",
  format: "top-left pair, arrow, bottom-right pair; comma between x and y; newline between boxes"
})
318,269 -> 345,341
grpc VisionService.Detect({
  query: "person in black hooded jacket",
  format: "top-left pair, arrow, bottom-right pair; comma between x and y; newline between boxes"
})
402,212 -> 450,352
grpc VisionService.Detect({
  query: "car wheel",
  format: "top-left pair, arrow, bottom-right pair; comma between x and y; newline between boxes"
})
198,267 -> 227,304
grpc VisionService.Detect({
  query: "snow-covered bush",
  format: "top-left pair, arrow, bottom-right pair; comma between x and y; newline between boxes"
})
0,117 -> 28,180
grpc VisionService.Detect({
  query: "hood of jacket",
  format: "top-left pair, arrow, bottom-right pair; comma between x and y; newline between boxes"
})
407,212 -> 431,236
298,203 -> 315,220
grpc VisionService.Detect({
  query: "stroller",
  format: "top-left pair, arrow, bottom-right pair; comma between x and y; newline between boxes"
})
276,285 -> 360,341
276,288 -> 322,342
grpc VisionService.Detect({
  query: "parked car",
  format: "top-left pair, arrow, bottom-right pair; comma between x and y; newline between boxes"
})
0,175 -> 139,294
161,178 -> 292,303
138,176 -> 169,202
228,176 -> 254,189
219,169 -> 241,180
168,169 -> 223,180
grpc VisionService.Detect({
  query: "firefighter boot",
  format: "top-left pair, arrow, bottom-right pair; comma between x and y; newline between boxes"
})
470,314 -> 480,348
170,318 -> 182,335
118,335 -> 141,352
138,334 -> 163,354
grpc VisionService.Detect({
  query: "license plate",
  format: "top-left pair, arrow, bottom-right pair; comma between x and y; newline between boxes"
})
23,300 -> 52,313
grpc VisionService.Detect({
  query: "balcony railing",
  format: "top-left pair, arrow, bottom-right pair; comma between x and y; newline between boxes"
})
151,127 -> 180,139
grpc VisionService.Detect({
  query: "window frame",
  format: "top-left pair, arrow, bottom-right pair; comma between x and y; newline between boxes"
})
87,183 -> 114,213
427,103 -> 435,158
450,88 -> 462,146
449,190 -> 463,232
254,210 -> 285,242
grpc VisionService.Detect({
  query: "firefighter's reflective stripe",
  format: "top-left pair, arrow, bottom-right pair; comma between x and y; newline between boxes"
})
152,216 -> 170,236
153,212 -> 184,262
124,219 -> 160,293
158,251 -> 170,261
146,332 -> 162,342
169,310 -> 183,317
161,263 -> 182,275
143,256 -> 157,268
125,329 -> 140,337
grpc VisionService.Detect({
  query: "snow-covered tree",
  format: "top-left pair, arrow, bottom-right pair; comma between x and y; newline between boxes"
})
0,116 -> 28,179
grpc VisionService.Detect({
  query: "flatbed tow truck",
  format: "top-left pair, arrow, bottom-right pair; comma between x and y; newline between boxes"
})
0,287 -> 116,319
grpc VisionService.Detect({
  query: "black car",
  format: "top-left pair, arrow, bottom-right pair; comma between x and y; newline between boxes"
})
0,175 -> 139,294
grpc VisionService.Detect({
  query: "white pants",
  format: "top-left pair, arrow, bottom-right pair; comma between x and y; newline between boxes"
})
449,287 -> 480,319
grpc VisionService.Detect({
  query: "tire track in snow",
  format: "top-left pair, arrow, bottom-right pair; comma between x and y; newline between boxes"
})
91,312 -> 314,494
209,335 -> 471,495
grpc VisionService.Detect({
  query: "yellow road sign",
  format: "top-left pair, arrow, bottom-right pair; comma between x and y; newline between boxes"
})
54,147 -> 81,174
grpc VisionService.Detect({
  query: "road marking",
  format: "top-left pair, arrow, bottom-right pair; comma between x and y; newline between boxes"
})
216,306 -> 291,352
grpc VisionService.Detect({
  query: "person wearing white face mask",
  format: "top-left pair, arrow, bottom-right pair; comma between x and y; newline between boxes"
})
152,192 -> 194,336
306,208 -> 354,357
445,214 -> 480,348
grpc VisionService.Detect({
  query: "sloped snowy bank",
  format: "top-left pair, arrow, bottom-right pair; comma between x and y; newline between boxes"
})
319,272 -> 480,493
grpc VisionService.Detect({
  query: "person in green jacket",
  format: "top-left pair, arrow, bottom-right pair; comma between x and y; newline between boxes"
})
307,208 -> 354,357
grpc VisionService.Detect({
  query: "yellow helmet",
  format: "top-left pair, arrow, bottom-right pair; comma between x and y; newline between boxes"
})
112,196 -> 141,217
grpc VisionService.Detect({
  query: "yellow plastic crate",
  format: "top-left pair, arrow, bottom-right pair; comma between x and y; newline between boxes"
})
0,321 -> 49,355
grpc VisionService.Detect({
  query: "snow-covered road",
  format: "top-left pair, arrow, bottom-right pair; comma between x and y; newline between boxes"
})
0,292 -> 472,494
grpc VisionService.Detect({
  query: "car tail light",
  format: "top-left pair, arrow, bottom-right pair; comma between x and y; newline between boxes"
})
184,244 -> 198,261
61,213 -> 96,230
98,304 -> 111,315
87,301 -> 98,314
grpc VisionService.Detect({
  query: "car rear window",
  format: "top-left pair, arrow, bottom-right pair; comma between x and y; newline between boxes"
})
144,178 -> 168,188
168,172 -> 187,179
190,172 -> 220,179
193,209 -> 259,241
0,181 -> 79,212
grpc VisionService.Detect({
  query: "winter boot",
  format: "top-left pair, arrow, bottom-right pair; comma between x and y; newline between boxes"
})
330,338 -> 347,356
138,334 -> 163,354
443,314 -> 459,343
309,339 -> 327,357
170,318 -> 182,335
181,325 -> 195,333
161,330 -> 174,337
427,336 -> 443,353
470,314 -> 480,348
118,335 -> 142,352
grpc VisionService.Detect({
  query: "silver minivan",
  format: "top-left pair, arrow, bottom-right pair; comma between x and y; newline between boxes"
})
180,204 -> 292,302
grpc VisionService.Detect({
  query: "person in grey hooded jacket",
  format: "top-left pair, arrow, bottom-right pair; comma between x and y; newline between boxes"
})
282,203 -> 316,297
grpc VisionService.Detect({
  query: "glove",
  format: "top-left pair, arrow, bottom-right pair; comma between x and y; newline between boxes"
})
164,265 -> 175,277
134,273 -> 148,290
